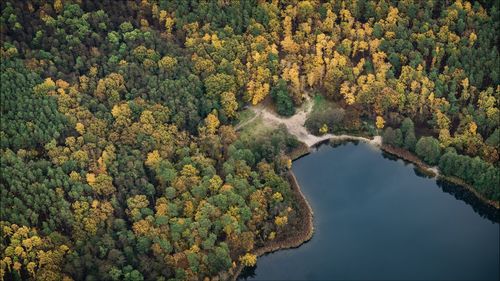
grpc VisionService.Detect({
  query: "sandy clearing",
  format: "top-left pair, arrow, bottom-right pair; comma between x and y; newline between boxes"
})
237,100 -> 438,177
244,99 -> 381,147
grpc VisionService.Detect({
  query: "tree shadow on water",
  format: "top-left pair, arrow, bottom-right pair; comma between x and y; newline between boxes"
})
238,266 -> 257,280
381,151 -> 499,223
436,179 -> 500,223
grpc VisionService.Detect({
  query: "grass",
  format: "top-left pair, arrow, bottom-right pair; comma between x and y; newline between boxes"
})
235,108 -> 256,126
310,94 -> 339,115
311,94 -> 327,113
238,116 -> 273,138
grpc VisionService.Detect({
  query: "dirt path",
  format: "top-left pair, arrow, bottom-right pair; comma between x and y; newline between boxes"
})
236,100 -> 442,178
243,99 -> 382,147
234,107 -> 263,131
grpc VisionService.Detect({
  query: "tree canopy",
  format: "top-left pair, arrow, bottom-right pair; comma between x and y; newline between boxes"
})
1,0 -> 499,280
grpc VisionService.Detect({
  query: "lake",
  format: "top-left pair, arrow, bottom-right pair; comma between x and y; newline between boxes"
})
239,142 -> 500,281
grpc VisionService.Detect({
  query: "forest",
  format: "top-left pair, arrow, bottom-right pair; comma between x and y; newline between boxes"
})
0,0 -> 498,280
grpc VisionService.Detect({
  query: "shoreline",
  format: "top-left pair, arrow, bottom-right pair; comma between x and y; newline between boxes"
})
229,135 -> 498,281
379,144 -> 499,210
229,171 -> 314,281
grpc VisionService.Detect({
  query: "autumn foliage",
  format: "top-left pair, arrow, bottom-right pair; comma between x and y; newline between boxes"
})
1,0 -> 499,280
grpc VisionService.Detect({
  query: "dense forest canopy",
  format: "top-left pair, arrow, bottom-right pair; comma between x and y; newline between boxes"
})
1,0 -> 499,280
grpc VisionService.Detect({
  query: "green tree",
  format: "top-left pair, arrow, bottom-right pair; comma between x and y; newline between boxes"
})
415,136 -> 441,165
271,80 -> 295,116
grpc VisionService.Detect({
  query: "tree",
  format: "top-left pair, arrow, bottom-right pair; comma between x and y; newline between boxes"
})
158,56 -> 177,72
415,136 -> 441,165
271,80 -> 295,116
207,244 -> 232,275
274,215 -> 288,227
204,73 -> 237,99
383,127 -> 403,147
400,118 -> 415,136
239,253 -> 257,267
95,73 -> 125,103
404,130 -> 417,151
376,116 -> 385,129
87,173 -> 116,196
221,92 -> 238,118
204,112 -> 220,134
145,150 -> 161,169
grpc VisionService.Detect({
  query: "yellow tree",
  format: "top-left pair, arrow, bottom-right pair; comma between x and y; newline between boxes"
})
239,253 -> 257,267
221,92 -> 238,118
376,116 -> 385,129
87,173 -> 116,197
95,73 -> 125,103
127,195 -> 150,221
158,56 -> 177,72
245,36 -> 274,105
173,164 -> 201,193
322,9 -> 337,33
145,150 -> 162,169
75,122 -> 85,135
281,36 -> 300,54
53,0 -> 63,13
0,222 -> 71,280
33,78 -> 56,95
340,81 -> 356,105
319,124 -> 328,135
274,215 -> 288,227
204,112 -> 220,134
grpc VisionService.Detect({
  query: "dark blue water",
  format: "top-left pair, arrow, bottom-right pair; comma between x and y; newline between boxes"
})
240,142 -> 500,280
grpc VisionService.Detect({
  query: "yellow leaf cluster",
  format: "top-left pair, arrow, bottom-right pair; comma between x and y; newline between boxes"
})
239,253 -> 257,267
376,116 -> 385,129
158,56 -> 177,71
272,192 -> 283,202
111,103 -> 131,119
205,112 -> 220,134
86,173 -> 96,185
75,122 -> 85,135
319,124 -> 328,135
221,92 -> 238,118
274,215 -> 288,227
145,150 -> 161,168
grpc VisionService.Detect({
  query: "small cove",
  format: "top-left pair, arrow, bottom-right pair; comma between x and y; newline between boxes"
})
239,142 -> 500,281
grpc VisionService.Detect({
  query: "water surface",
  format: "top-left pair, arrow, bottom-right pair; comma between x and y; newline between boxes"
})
240,142 -> 500,280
